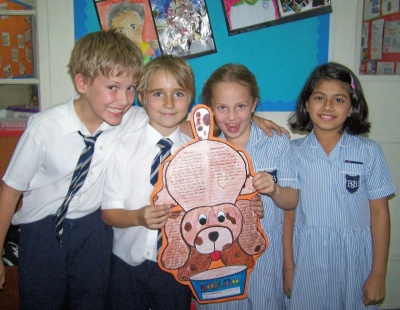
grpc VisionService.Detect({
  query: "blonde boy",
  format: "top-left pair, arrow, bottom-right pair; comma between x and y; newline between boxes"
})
102,55 -> 194,309
0,30 -> 148,309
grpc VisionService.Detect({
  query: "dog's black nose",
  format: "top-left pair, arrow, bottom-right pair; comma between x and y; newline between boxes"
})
208,231 -> 219,242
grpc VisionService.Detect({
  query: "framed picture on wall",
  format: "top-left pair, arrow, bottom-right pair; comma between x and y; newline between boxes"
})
94,0 -> 162,64
148,0 -> 217,59
222,0 -> 332,36
94,0 -> 216,61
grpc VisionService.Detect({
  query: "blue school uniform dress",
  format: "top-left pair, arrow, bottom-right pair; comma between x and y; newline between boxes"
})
3,93 -> 149,310
288,131 -> 395,310
198,122 -> 299,310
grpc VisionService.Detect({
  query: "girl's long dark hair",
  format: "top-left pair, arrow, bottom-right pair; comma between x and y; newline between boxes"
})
288,62 -> 371,135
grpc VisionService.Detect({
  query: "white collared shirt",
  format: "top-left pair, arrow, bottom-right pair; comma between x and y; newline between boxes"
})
4,93 -> 149,225
102,123 -> 191,266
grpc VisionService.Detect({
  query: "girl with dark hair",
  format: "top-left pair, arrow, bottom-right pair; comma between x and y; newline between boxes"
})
286,62 -> 396,309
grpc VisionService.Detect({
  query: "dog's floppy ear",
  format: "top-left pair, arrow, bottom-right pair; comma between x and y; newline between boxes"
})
160,209 -> 190,269
238,151 -> 256,195
236,200 -> 267,255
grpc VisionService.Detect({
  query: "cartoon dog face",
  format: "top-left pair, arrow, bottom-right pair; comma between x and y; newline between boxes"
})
160,198 -> 267,281
181,203 -> 243,254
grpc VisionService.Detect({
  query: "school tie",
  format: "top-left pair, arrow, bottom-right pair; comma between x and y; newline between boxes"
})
150,138 -> 173,251
54,131 -> 102,242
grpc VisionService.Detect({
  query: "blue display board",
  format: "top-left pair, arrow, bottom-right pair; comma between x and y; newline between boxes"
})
73,0 -> 330,112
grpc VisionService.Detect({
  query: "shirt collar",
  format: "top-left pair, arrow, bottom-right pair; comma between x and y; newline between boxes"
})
145,123 -> 182,149
62,92 -> 110,136
247,121 -> 263,148
307,130 -> 351,148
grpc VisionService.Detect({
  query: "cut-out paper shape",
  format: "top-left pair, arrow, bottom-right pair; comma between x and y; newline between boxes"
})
150,104 -> 268,304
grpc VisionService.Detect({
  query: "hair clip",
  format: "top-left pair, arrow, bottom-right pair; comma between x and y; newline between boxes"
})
350,74 -> 355,89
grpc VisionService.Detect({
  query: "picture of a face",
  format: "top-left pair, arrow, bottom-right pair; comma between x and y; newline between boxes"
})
111,10 -> 143,47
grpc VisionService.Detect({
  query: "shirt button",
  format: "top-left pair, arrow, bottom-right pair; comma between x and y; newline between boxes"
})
323,240 -> 327,246
99,146 -> 103,151
147,252 -> 150,256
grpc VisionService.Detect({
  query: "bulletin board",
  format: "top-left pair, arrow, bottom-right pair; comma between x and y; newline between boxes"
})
360,0 -> 400,75
73,0 -> 330,112
0,0 -> 34,79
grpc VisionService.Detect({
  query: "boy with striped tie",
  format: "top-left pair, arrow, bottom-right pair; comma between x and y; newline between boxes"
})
0,30 -> 148,309
101,55 -> 194,310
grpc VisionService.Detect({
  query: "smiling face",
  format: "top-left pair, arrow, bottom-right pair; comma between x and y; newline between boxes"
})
306,79 -> 352,137
210,81 -> 257,149
74,72 -> 136,132
139,68 -> 191,136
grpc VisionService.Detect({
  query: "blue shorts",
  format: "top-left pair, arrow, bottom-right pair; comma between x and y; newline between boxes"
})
108,255 -> 192,310
18,209 -> 113,310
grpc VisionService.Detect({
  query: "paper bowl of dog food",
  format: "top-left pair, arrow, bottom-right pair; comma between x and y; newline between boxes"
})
189,265 -> 247,302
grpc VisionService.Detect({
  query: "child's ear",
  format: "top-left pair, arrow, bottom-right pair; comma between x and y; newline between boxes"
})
306,100 -> 310,111
251,98 -> 258,113
74,73 -> 87,93
347,107 -> 352,117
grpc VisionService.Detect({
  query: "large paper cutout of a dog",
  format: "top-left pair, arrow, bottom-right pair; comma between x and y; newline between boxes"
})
150,104 -> 268,304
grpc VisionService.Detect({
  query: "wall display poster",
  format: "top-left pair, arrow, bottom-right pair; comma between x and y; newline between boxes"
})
76,0 -> 330,112
0,0 -> 34,79
222,0 -> 332,36
151,104 -> 268,303
360,0 -> 400,75
148,0 -> 217,59
93,0 -> 217,61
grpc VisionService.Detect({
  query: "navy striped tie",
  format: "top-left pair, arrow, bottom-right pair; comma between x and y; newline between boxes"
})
150,138 -> 173,251
150,138 -> 173,186
54,131 -> 102,242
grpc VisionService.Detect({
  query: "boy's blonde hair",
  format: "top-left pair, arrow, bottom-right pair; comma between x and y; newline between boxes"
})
68,29 -> 143,86
137,54 -> 195,106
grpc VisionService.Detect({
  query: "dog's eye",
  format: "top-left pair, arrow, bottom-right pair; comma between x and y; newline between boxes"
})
217,211 -> 226,223
199,213 -> 207,225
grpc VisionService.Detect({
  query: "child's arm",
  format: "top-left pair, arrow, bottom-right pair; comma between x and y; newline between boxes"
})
0,182 -> 22,289
283,209 -> 295,298
252,171 -> 298,210
101,204 -> 172,229
252,115 -> 291,138
362,197 -> 390,306
179,116 -> 289,138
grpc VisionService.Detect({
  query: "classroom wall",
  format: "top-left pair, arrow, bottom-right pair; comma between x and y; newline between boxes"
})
40,0 -> 399,307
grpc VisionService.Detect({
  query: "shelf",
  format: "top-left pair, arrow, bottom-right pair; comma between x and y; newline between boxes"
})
0,79 -> 39,85
0,9 -> 36,15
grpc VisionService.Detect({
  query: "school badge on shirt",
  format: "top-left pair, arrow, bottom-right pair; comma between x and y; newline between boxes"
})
345,174 -> 360,193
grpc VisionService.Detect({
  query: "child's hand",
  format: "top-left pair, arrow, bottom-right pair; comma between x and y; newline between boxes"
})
283,265 -> 294,298
362,273 -> 386,306
252,115 -> 291,138
252,171 -> 278,196
250,194 -> 264,218
137,204 -> 172,230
